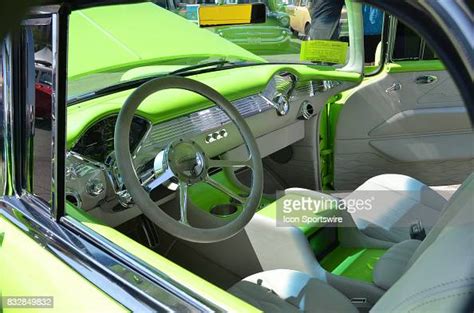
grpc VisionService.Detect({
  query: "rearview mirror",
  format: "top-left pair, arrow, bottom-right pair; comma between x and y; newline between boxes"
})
197,3 -> 266,27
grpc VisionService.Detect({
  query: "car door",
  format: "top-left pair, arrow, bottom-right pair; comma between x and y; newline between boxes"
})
333,19 -> 473,190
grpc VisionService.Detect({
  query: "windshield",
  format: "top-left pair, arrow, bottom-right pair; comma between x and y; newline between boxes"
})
66,1 -> 353,101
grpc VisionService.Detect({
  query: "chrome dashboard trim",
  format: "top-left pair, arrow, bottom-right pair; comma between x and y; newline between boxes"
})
292,80 -> 342,98
138,94 -> 274,153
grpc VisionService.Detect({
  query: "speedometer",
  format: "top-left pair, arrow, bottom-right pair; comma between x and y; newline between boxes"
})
72,115 -> 149,162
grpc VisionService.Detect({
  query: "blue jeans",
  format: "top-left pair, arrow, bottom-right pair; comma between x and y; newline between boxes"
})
308,0 -> 344,40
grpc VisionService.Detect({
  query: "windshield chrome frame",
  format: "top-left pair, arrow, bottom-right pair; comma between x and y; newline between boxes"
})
3,5 -> 68,218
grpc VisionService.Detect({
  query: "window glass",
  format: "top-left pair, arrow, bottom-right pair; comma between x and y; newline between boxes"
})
362,4 -> 383,66
392,21 -> 437,61
421,43 -> 437,60
27,19 -> 54,203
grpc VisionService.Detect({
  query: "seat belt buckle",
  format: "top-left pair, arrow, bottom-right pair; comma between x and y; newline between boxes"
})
410,219 -> 426,240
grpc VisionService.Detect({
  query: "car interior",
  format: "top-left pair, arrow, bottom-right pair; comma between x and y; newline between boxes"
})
12,1 -> 473,312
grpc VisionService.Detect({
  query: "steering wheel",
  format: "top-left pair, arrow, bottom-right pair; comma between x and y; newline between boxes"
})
114,76 -> 263,243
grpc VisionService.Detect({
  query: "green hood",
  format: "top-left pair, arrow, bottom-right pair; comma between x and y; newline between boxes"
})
68,3 -> 265,80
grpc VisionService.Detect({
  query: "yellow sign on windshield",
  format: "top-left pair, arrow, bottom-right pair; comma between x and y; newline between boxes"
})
300,40 -> 348,64
199,4 -> 252,26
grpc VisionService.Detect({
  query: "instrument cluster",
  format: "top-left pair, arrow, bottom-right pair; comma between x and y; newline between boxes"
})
72,115 -> 149,163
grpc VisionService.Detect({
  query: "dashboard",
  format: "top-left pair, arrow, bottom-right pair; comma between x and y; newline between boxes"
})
65,71 -> 349,222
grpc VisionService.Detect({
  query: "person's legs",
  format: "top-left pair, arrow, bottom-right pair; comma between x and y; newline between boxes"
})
308,0 -> 343,40
309,17 -> 340,40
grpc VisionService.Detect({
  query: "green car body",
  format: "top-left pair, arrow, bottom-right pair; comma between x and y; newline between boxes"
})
2,1 -> 472,312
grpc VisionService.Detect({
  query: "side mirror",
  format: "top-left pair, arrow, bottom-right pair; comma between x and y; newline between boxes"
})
198,3 -> 266,27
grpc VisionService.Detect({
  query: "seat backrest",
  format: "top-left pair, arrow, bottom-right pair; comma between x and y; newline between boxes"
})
407,172 -> 474,267
371,173 -> 474,312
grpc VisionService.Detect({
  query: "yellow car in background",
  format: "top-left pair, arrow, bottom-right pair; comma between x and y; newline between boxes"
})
286,0 -> 311,37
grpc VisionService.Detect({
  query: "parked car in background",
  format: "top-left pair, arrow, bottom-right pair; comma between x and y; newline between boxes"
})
286,0 -> 311,36
34,48 -> 53,120
154,0 -> 296,55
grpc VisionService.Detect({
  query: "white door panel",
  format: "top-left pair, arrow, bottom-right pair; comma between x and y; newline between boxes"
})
334,69 -> 473,190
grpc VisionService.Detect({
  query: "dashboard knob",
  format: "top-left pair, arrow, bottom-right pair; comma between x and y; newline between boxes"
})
117,190 -> 134,208
274,94 -> 290,116
86,178 -> 105,196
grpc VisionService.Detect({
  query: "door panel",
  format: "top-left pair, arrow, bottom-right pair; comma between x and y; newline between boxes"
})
333,65 -> 473,190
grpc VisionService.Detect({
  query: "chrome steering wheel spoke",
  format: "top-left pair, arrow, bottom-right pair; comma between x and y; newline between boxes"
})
207,157 -> 252,169
204,175 -> 246,204
143,168 -> 175,191
178,181 -> 189,225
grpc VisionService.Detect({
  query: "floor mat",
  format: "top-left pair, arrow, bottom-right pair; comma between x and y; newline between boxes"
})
320,246 -> 386,283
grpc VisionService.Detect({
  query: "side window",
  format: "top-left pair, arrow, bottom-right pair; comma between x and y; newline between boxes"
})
362,4 -> 384,65
26,19 -> 54,203
392,21 -> 437,61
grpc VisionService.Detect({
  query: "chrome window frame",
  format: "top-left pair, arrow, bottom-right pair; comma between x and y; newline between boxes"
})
1,6 -> 68,216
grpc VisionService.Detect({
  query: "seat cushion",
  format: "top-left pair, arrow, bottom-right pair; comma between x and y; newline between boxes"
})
373,239 -> 421,290
228,269 -> 358,313
372,173 -> 474,312
345,174 -> 447,242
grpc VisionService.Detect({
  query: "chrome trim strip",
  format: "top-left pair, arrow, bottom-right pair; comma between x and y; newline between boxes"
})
139,94 -> 272,152
292,80 -> 342,98
50,11 -> 68,219
0,195 -> 219,312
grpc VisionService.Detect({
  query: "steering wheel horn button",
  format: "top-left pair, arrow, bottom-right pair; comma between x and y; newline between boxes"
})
167,139 -> 207,183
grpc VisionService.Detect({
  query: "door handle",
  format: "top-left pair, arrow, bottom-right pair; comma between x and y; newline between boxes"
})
415,75 -> 437,84
386,81 -> 402,94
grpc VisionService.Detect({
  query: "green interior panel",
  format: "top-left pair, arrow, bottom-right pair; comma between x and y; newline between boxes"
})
320,246 -> 386,283
319,94 -> 344,191
188,171 -> 273,216
385,60 -> 445,73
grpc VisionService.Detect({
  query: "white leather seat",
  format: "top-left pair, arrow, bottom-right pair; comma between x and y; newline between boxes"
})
229,173 -> 474,312
372,239 -> 421,290
344,174 -> 448,242
228,270 -> 358,313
